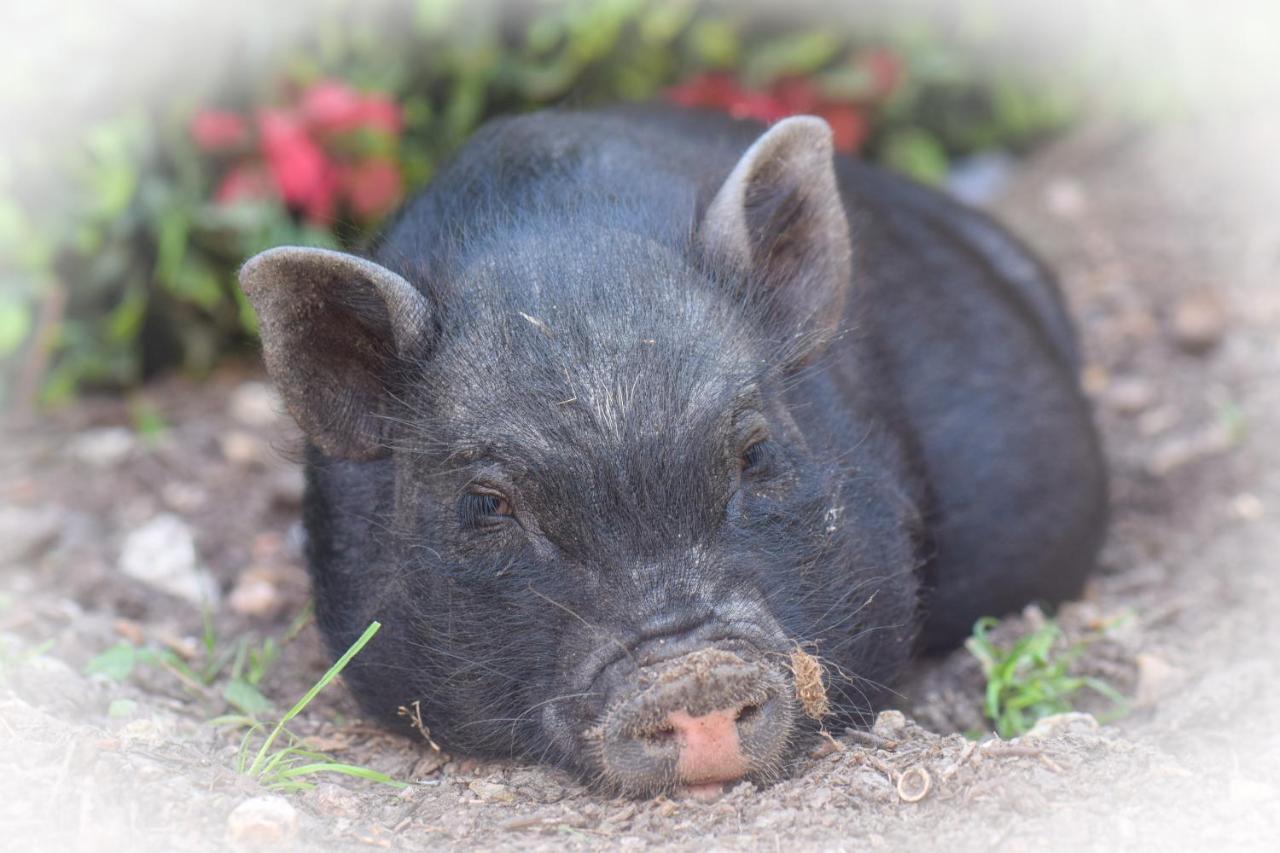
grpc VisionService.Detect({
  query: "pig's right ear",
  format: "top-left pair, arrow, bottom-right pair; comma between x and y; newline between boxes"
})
239,246 -> 430,461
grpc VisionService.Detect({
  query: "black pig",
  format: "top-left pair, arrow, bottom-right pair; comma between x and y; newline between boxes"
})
239,105 -> 1106,797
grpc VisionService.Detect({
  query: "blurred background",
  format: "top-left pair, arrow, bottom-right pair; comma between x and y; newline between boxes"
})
2,0 -> 1276,411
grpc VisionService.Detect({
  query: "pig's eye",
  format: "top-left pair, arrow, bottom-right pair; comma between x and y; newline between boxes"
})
459,490 -> 513,527
740,438 -> 771,475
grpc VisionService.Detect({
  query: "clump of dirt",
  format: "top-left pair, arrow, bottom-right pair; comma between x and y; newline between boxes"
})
3,117 -> 1280,851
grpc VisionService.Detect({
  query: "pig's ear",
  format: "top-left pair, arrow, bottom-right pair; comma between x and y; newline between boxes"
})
700,116 -> 852,356
239,246 -> 429,461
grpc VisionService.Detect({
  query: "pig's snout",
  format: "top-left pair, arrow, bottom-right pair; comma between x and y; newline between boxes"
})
598,647 -> 794,795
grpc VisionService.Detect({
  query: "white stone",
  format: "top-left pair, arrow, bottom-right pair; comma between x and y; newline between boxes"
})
226,795 -> 298,846
69,427 -> 135,468
118,514 -> 219,606
230,381 -> 283,428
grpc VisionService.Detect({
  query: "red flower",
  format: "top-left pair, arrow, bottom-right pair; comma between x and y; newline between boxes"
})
667,70 -> 872,152
770,76 -> 821,114
189,110 -> 248,151
858,47 -> 902,100
213,164 -> 274,204
258,109 -> 337,222
300,81 -> 365,134
667,72 -> 741,111
301,80 -> 403,136
814,103 -> 868,153
340,157 -> 403,218
353,95 -> 402,135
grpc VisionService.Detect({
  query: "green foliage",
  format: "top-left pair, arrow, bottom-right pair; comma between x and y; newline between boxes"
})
223,621 -> 404,792
0,636 -> 55,679
83,602 -> 312,718
3,2 -> 1093,406
965,617 -> 1128,739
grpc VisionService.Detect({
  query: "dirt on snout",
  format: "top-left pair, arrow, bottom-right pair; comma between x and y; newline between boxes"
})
3,116 -> 1280,852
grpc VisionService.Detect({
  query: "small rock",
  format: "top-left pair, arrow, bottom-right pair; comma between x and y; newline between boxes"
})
1104,376 -> 1157,416
1134,653 -> 1185,707
1146,422 -> 1236,476
269,467 -> 306,508
1044,177 -> 1087,219
411,750 -> 448,780
1169,292 -> 1227,354
1022,712 -> 1099,740
1137,406 -> 1178,437
469,780 -> 515,803
226,795 -> 298,847
69,427 -> 134,468
0,505 -> 62,565
220,430 -> 271,468
5,648 -> 92,713
303,783 -> 363,819
160,482 -> 207,513
230,382 -> 283,428
1231,492 -> 1265,521
872,710 -> 907,738
1080,364 -> 1110,397
118,514 -> 219,606
946,150 -> 1016,206
228,566 -> 286,619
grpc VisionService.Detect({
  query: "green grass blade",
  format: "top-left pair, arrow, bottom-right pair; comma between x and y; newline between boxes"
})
276,762 -> 407,788
247,620 -> 381,777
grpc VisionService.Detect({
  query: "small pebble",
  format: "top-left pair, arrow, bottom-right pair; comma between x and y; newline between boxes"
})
269,467 -> 306,508
161,482 -> 207,513
1134,653 -> 1184,707
303,783 -> 363,819
69,427 -> 135,468
226,795 -> 298,847
229,381 -> 283,428
1231,493 -> 1265,520
1169,292 -> 1226,354
1022,712 -> 1098,740
118,514 -> 219,606
469,780 -> 515,803
0,505 -> 62,565
872,710 -> 907,738
228,566 -> 287,619
220,430 -> 270,468
1105,376 -> 1156,416
1044,177 -> 1087,219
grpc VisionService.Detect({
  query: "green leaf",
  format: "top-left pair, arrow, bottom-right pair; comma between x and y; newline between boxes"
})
0,301 -> 31,357
224,678 -> 275,719
744,31 -> 842,85
85,643 -> 137,682
687,19 -> 739,68
881,129 -> 949,184
247,621 -> 382,778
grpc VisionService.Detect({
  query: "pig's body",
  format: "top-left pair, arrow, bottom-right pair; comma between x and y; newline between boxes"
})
243,105 -> 1106,796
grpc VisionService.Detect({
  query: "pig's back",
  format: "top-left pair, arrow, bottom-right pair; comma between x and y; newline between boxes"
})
586,106 -> 1105,650
379,106 -> 1107,651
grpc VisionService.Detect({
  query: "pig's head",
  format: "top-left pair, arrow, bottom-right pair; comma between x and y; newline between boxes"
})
240,117 -> 921,796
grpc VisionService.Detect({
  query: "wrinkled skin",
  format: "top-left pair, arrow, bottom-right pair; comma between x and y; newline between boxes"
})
240,106 -> 1106,796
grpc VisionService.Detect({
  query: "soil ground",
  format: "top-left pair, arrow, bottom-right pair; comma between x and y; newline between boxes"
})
3,117 -> 1279,852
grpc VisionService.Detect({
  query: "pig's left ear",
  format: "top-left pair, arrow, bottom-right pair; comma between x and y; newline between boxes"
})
700,116 -> 852,357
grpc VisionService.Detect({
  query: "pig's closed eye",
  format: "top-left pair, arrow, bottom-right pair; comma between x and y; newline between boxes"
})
459,490 -> 513,527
